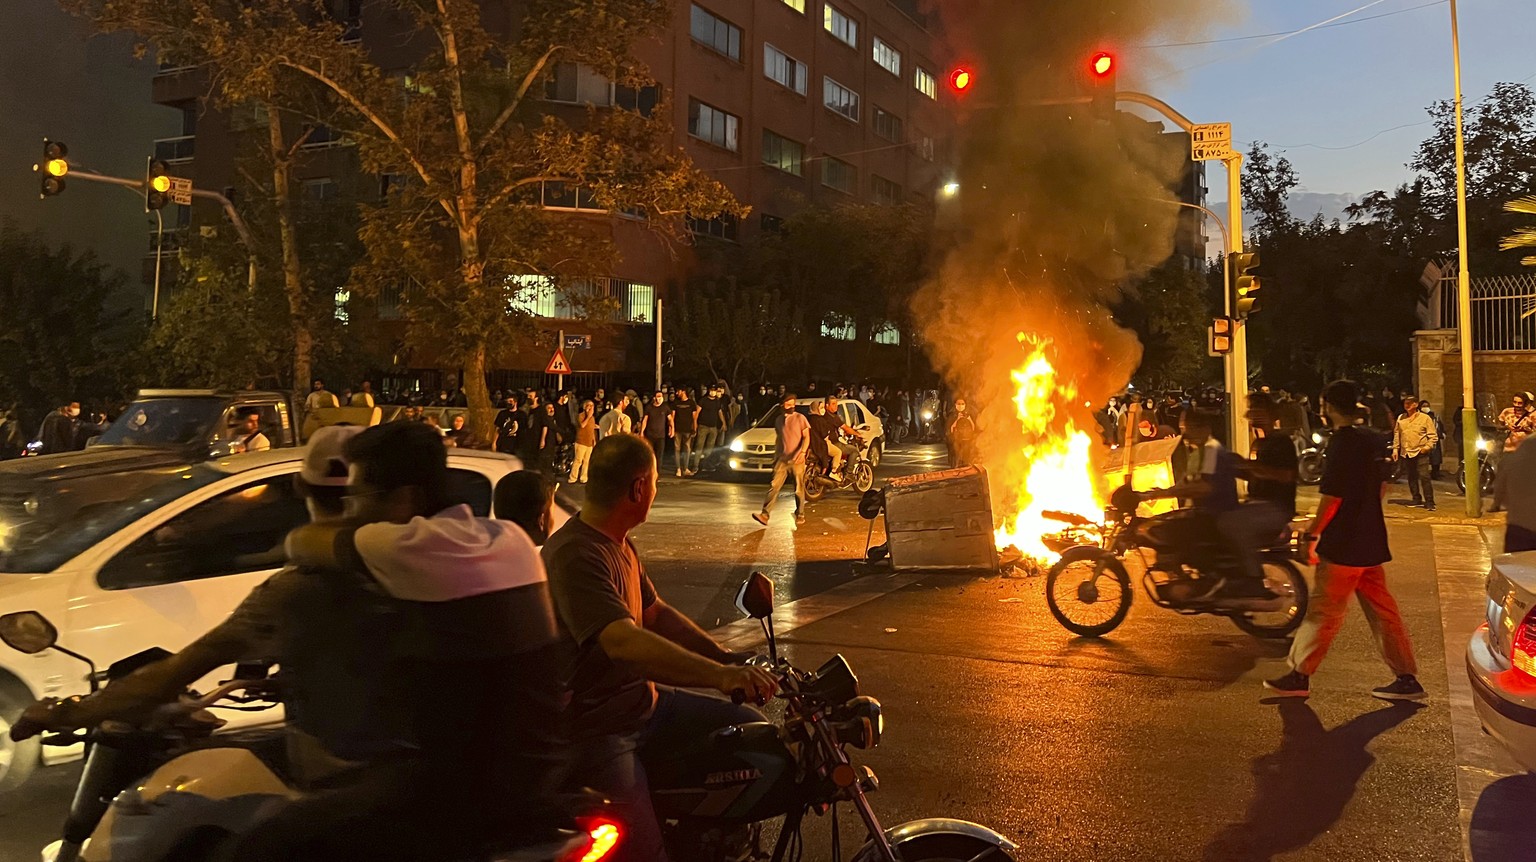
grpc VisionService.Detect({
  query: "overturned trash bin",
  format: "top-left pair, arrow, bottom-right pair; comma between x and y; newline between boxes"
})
882,466 -> 998,573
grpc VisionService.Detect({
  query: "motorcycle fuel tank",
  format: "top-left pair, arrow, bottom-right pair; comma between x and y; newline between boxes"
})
645,722 -> 801,823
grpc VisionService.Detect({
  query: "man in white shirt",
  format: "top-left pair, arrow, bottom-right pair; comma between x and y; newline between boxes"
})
305,379 -> 340,412
599,395 -> 633,438
234,409 -> 271,452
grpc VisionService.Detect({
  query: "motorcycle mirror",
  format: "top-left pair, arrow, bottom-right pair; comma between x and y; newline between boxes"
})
0,611 -> 59,655
735,572 -> 775,620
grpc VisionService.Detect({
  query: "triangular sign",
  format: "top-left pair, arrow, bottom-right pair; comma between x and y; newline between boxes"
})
545,349 -> 572,375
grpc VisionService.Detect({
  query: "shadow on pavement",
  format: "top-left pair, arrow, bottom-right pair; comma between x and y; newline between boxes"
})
1470,774 -> 1536,861
1201,700 -> 1423,861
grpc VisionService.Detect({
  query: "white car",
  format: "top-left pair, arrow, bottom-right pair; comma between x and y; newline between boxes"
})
1467,551 -> 1536,771
0,445 -> 523,792
727,398 -> 885,474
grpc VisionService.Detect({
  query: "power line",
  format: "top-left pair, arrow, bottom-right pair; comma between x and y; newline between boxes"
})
1148,0 -> 1400,82
1138,0 -> 1446,49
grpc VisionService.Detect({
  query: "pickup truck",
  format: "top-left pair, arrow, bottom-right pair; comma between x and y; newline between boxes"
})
96,389 -> 302,459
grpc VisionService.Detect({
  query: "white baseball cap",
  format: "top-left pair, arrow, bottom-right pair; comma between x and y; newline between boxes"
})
300,425 -> 364,487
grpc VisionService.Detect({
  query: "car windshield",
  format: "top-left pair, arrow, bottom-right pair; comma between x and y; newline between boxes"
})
96,398 -> 228,448
0,464 -> 225,573
752,404 -> 817,429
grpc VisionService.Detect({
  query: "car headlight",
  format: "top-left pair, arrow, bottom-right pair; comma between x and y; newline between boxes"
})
833,696 -> 883,750
1311,432 -> 1323,444
1477,438 -> 1490,452
729,439 -> 746,453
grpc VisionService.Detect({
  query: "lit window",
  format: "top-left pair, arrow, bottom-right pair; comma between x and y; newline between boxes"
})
823,4 -> 857,48
690,5 -> 742,62
914,66 -> 936,99
780,0 -> 805,12
688,99 -> 740,151
914,129 -> 935,161
821,316 -> 856,340
823,77 -> 860,122
764,44 -> 808,95
762,130 -> 805,176
822,157 -> 856,195
873,107 -> 903,143
874,322 -> 901,345
873,37 -> 901,76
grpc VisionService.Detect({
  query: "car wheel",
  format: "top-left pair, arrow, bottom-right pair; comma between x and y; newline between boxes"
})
0,678 -> 40,793
869,440 -> 883,467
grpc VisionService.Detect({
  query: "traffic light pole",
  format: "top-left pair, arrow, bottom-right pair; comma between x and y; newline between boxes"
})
65,168 -> 257,294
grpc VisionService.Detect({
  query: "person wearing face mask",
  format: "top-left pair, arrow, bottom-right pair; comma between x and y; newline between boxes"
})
37,401 -> 83,455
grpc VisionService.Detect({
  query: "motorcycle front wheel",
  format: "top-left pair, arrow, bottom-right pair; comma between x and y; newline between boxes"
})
1297,452 -> 1324,485
1045,548 -> 1132,638
853,461 -> 875,492
880,834 -> 1015,862
1229,558 -> 1309,639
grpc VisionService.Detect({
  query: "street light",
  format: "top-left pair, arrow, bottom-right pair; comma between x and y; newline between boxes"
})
942,181 -> 960,197
1449,0 -> 1479,517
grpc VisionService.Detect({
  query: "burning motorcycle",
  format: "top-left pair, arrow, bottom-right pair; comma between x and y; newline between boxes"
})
647,573 -> 1019,862
0,611 -> 620,862
1040,486 -> 1310,639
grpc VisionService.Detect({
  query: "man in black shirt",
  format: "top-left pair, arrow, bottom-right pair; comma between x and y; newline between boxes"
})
805,400 -> 841,473
695,385 -> 727,468
494,395 -> 523,456
673,388 -> 700,477
1265,381 -> 1424,701
1220,393 -> 1299,596
639,391 -> 674,472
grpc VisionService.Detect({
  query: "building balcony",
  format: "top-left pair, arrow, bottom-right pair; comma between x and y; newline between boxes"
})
154,135 -> 195,166
151,65 -> 204,106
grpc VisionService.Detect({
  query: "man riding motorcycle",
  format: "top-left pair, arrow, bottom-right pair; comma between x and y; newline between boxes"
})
1226,393 -> 1300,595
821,395 -> 860,478
542,433 -> 777,861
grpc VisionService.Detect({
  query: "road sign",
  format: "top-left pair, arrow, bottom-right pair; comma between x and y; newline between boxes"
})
1189,122 -> 1234,162
545,349 -> 571,375
563,333 -> 591,351
169,176 -> 193,205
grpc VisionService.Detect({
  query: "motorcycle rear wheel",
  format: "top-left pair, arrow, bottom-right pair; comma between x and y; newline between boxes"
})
804,466 -> 828,502
1229,559 -> 1309,639
1045,548 -> 1132,638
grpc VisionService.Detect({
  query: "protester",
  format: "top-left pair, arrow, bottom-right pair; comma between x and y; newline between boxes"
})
1499,392 -> 1534,452
600,395 -> 633,438
753,393 -> 811,526
571,400 -> 598,484
948,398 -> 978,468
495,396 -> 523,456
36,402 -> 82,455
673,388 -> 700,477
640,392 -> 674,472
305,379 -> 340,412
696,385 -> 728,470
1391,394 -> 1438,511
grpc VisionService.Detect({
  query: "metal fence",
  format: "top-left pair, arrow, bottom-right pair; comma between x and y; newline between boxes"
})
1434,271 -> 1536,352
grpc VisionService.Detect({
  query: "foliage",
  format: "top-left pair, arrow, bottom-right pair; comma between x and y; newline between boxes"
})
1113,260 -> 1218,389
1239,143 -> 1300,240
144,253 -> 290,389
0,220 -> 144,426
1502,195 -> 1536,267
667,282 -> 805,389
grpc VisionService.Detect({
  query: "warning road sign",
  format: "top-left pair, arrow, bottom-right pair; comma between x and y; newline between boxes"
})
545,349 -> 571,375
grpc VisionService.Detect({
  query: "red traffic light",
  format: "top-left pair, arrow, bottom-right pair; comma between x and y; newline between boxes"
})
949,67 -> 973,92
1089,51 -> 1115,78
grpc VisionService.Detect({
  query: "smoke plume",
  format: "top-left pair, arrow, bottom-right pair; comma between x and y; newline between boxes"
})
916,0 -> 1235,519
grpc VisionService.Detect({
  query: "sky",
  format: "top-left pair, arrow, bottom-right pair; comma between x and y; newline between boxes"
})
1128,0 -> 1536,205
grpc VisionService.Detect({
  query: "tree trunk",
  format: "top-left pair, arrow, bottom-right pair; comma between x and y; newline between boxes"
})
267,107 -> 313,419
464,341 -> 494,447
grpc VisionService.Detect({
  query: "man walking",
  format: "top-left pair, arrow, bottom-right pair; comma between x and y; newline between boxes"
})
672,388 -> 700,477
753,393 -> 811,526
1392,393 -> 1438,511
600,395 -> 633,438
695,385 -> 727,471
1265,380 -> 1425,701
639,392 -> 674,472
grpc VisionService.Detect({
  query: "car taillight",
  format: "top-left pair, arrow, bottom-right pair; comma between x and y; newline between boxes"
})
562,820 -> 621,862
1512,607 -> 1536,678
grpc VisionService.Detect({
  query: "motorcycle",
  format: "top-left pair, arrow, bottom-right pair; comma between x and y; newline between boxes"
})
647,573 -> 1019,862
1041,486 -> 1310,639
0,611 -> 620,862
1456,435 -> 1497,497
804,438 -> 876,501
1295,428 -> 1328,486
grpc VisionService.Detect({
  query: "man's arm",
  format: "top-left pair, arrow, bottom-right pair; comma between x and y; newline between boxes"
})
1391,421 -> 1402,458
596,619 -> 774,701
643,599 -> 733,663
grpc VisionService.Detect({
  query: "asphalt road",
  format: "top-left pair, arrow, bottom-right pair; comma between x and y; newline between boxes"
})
2,444 -> 1531,861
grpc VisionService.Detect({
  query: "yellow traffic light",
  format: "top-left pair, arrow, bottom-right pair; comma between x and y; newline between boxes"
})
37,139 -> 68,198
151,175 -> 171,193
45,158 -> 68,178
146,158 -> 171,211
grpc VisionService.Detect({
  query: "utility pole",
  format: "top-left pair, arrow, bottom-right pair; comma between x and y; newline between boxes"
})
655,297 -> 664,392
1449,0 -> 1480,517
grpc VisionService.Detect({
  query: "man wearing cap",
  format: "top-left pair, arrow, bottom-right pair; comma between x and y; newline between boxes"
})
1265,380 -> 1426,701
1391,393 -> 1438,511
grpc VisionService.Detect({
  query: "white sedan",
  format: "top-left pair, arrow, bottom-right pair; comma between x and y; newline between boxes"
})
1467,551 -> 1536,771
0,445 -> 522,792
727,398 -> 885,475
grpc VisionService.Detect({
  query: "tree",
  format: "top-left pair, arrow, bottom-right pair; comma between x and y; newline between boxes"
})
0,219 -> 145,428
1113,260 -> 1218,389
1502,195 -> 1536,267
667,282 -> 805,390
1240,142 -> 1299,240
144,251 -> 290,389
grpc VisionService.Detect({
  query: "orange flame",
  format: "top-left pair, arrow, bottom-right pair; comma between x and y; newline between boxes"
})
993,334 -> 1104,562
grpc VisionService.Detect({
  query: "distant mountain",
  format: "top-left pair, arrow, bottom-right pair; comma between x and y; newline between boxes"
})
1203,192 -> 1359,258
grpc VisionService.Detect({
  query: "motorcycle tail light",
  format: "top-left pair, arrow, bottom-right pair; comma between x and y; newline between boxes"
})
564,820 -> 622,862
1511,607 -> 1536,679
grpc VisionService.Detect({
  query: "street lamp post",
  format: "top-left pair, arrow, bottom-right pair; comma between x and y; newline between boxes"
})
1449,0 -> 1480,517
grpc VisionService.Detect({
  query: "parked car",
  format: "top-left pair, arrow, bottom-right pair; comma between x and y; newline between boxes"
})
726,398 -> 885,475
0,445 -> 523,792
1467,551 -> 1536,771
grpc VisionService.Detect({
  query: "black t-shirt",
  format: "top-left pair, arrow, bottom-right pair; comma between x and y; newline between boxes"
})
642,403 -> 671,438
542,516 -> 658,738
1249,434 -> 1299,516
494,409 -> 523,454
673,401 -> 698,434
697,396 -> 725,428
518,411 -> 543,452
806,412 -> 842,462
1316,425 -> 1391,567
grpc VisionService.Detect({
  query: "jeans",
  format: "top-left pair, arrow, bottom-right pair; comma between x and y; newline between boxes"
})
696,426 -> 721,466
578,688 -> 765,862
1215,501 -> 1292,581
1288,559 -> 1418,678
1402,453 -> 1434,506
761,460 -> 807,517
676,432 -> 696,473
570,442 -> 593,483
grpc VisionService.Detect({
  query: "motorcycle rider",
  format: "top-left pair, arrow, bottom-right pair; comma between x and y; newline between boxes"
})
543,433 -> 777,861
1225,393 -> 1301,596
805,399 -> 841,477
823,395 -> 860,477
1135,410 -> 1246,595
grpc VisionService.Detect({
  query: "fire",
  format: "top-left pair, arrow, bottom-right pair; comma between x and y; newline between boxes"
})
993,334 -> 1105,562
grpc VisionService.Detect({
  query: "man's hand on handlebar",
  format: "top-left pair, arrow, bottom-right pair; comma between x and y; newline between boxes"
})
9,697 -> 75,742
717,664 -> 779,706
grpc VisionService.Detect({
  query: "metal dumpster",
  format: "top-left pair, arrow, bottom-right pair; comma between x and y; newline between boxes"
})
883,466 -> 998,572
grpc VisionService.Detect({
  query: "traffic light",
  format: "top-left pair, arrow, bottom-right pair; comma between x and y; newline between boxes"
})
948,66 -> 974,94
35,140 -> 69,198
1230,251 -> 1261,317
145,158 -> 171,211
1209,316 -> 1234,356
1087,51 -> 1117,118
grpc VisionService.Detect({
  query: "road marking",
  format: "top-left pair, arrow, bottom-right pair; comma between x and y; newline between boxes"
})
712,573 -> 920,649
1431,524 -> 1523,862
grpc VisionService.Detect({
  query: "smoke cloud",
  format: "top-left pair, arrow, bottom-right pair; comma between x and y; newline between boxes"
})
916,0 -> 1236,517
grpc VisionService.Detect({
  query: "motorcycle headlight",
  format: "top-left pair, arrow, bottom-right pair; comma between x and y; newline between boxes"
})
1477,438 -> 1490,452
921,410 -> 934,422
729,438 -> 746,453
833,696 -> 883,750
1311,432 -> 1322,444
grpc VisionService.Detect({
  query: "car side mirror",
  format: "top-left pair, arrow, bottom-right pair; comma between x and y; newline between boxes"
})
0,611 -> 59,655
735,572 -> 775,620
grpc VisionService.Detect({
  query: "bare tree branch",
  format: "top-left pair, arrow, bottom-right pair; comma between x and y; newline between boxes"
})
477,45 -> 562,154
